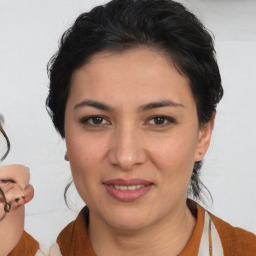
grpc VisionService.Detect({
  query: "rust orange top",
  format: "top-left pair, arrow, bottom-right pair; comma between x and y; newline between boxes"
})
9,203 -> 256,255
210,213 -> 256,255
9,231 -> 39,256
57,204 -> 256,256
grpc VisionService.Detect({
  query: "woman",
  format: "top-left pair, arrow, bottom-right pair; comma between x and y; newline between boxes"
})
1,0 -> 255,255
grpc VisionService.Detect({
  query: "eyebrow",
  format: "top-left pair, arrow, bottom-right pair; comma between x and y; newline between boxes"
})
138,100 -> 184,111
74,100 -> 113,111
74,99 -> 184,112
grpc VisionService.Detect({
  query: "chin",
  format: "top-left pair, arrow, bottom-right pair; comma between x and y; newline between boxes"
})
109,217 -> 151,232
102,206 -> 154,232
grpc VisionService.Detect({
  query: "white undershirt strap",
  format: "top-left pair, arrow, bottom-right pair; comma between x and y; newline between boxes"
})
198,211 -> 224,256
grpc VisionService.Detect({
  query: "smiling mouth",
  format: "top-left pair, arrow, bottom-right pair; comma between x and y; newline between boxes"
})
103,179 -> 154,201
108,184 -> 148,190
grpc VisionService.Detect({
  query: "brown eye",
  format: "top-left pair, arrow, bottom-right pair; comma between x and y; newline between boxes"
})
153,117 -> 166,125
91,116 -> 104,124
148,116 -> 175,127
81,115 -> 109,127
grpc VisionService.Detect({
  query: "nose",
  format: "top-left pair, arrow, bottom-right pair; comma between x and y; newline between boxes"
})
108,124 -> 147,171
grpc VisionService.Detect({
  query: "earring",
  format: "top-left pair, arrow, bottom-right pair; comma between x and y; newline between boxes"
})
64,152 -> 69,161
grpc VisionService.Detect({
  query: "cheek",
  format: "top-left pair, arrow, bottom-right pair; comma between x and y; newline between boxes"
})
150,142 -> 194,201
65,134 -> 105,197
148,131 -> 197,194
66,129 -> 106,166
149,134 -> 197,173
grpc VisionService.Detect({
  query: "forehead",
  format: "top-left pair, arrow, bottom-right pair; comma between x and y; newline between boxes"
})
69,48 -> 194,109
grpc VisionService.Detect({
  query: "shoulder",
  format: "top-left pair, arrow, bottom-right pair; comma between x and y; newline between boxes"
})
56,219 -> 76,252
56,207 -> 95,256
209,212 -> 256,256
9,231 -> 39,256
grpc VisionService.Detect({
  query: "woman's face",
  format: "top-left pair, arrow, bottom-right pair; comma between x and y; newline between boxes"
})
64,48 -> 213,231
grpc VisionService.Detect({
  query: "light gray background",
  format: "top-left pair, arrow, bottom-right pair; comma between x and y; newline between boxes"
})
0,0 -> 255,246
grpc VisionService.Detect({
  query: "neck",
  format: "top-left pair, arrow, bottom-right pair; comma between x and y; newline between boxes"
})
88,202 -> 196,256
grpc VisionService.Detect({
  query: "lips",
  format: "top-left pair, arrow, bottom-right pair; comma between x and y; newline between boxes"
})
110,184 -> 147,190
103,179 -> 153,202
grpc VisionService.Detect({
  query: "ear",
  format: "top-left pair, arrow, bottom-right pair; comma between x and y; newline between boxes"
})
64,152 -> 69,161
194,112 -> 215,162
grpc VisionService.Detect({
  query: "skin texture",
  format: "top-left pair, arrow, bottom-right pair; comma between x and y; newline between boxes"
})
65,48 -> 214,255
0,165 -> 33,256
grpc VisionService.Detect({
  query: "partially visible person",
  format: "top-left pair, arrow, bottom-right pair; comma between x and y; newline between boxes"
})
0,119 -> 35,256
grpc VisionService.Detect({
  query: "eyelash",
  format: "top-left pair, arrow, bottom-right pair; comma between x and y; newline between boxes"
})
148,116 -> 176,126
81,116 -> 109,127
80,115 -> 176,128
